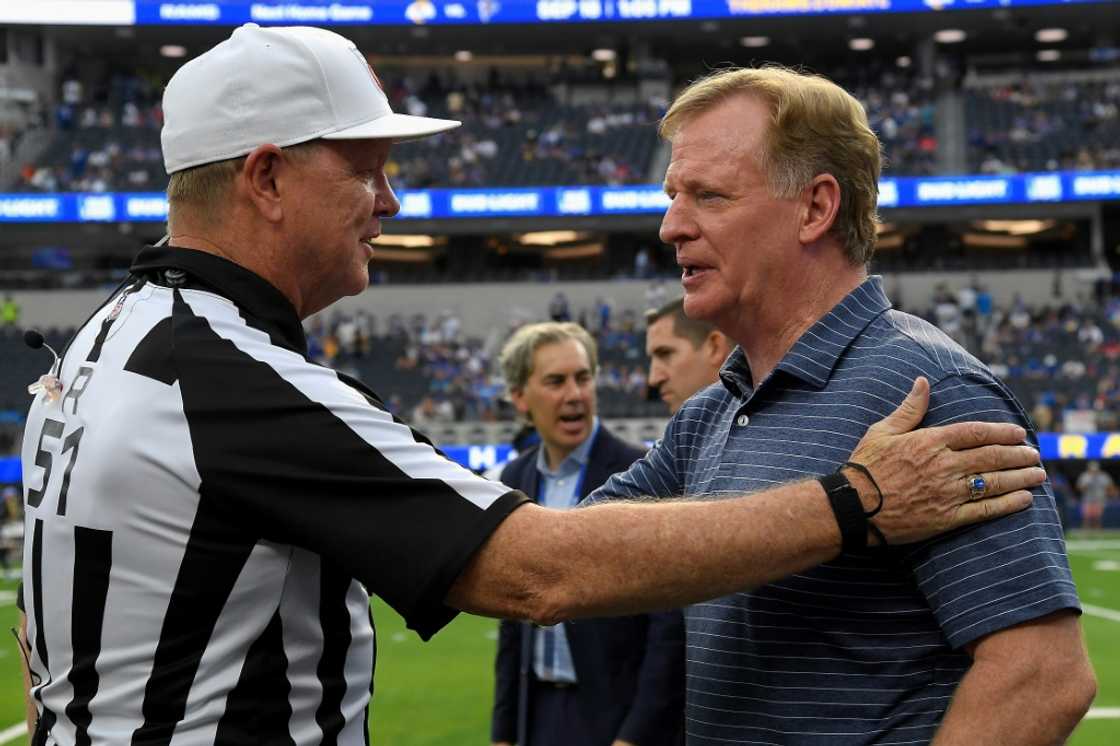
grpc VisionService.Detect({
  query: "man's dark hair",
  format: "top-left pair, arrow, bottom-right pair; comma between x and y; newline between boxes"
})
645,297 -> 717,348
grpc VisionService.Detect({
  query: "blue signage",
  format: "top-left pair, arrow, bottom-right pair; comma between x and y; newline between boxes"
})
2,170 -> 1119,224
127,0 -> 1115,26
438,444 -> 517,471
1,432 -> 1118,485
0,457 -> 18,485
875,171 -> 1120,209
0,445 -> 517,485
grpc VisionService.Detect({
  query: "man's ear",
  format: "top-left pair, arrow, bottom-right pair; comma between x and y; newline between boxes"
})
242,144 -> 286,223
704,331 -> 731,366
799,173 -> 841,245
509,388 -> 529,417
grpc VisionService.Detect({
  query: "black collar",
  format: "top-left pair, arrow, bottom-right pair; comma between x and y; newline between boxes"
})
130,244 -> 307,353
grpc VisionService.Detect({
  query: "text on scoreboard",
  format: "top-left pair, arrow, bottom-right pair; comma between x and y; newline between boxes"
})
1,0 -> 1113,26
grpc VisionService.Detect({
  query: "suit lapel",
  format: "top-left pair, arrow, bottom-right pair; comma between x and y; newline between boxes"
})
517,446 -> 544,503
527,461 -> 542,503
581,426 -> 617,500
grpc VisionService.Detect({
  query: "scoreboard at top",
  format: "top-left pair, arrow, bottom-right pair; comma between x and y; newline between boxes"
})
535,0 -> 692,22
2,0 -> 1113,27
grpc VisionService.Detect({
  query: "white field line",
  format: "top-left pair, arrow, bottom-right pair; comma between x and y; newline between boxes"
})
1082,603 -> 1120,623
1085,707 -> 1120,719
1067,540 -> 1120,552
0,723 -> 25,744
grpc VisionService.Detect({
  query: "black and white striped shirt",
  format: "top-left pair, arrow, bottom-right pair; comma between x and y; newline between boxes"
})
588,277 -> 1079,745
20,244 -> 525,746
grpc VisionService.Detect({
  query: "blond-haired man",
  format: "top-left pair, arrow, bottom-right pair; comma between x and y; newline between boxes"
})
588,66 -> 1094,744
19,31 -> 1045,746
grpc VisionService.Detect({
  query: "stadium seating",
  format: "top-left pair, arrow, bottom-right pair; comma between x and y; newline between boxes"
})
10,72 -> 662,192
296,288 -> 1120,429
7,286 -> 1120,431
966,73 -> 1120,173
842,67 -> 939,176
10,64 -> 1120,197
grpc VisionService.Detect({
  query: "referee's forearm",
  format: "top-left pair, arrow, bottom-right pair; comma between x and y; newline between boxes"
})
446,481 -> 841,624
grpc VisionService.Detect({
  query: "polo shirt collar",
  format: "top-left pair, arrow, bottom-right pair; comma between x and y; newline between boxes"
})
718,347 -> 753,399
719,276 -> 892,396
130,243 -> 307,353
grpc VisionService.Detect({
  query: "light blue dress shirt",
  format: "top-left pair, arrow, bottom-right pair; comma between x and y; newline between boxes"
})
532,417 -> 599,684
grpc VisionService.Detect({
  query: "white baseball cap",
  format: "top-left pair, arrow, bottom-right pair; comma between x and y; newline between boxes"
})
161,23 -> 461,174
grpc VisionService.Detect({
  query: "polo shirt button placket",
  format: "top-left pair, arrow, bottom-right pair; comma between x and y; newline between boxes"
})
737,414 -> 750,427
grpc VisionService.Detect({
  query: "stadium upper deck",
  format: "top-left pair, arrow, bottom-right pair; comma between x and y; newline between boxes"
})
0,0 -> 1118,290
3,0 -> 1119,211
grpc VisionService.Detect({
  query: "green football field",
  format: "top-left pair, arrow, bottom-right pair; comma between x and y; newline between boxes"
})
0,538 -> 1118,745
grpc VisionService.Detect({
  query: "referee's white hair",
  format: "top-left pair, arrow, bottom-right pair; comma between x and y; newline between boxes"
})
165,140 -> 325,226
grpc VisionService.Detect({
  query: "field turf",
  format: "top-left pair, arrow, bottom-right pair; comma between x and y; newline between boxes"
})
0,538 -> 1117,745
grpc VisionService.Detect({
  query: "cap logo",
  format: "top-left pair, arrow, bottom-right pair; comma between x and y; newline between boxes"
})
349,47 -> 384,93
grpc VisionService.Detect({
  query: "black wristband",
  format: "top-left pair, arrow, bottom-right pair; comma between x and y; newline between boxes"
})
819,470 -> 867,553
842,461 -> 888,548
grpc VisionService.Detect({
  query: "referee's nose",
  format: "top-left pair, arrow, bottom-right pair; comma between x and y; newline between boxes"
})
374,171 -> 401,219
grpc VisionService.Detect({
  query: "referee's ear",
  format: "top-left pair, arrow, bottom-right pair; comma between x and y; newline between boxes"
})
242,144 -> 286,223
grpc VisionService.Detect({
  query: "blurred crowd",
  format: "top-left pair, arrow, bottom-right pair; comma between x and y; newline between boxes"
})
907,280 -> 1120,434
296,279 -> 1120,437
969,77 -> 1120,174
18,72 -> 165,193
383,72 -> 661,189
848,68 -> 939,176
11,65 -> 1120,195
302,290 -> 655,423
14,69 -> 659,193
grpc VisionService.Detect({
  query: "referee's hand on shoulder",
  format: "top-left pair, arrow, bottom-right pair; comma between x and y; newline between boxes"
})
846,376 -> 1044,545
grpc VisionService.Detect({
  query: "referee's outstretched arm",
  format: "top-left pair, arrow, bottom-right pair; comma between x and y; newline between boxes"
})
447,377 -> 1044,624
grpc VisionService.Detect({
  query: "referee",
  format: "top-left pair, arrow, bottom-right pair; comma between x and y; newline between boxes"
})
18,25 -> 1044,746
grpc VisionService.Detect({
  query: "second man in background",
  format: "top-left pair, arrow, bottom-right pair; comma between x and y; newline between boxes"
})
645,297 -> 733,414
491,322 -> 685,746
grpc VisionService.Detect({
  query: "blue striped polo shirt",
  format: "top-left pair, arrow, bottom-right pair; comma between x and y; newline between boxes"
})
587,276 -> 1079,745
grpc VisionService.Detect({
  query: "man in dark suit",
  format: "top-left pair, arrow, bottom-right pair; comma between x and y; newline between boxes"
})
491,321 -> 684,746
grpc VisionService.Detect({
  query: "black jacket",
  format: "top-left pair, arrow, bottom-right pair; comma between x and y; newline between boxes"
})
490,426 -> 685,746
